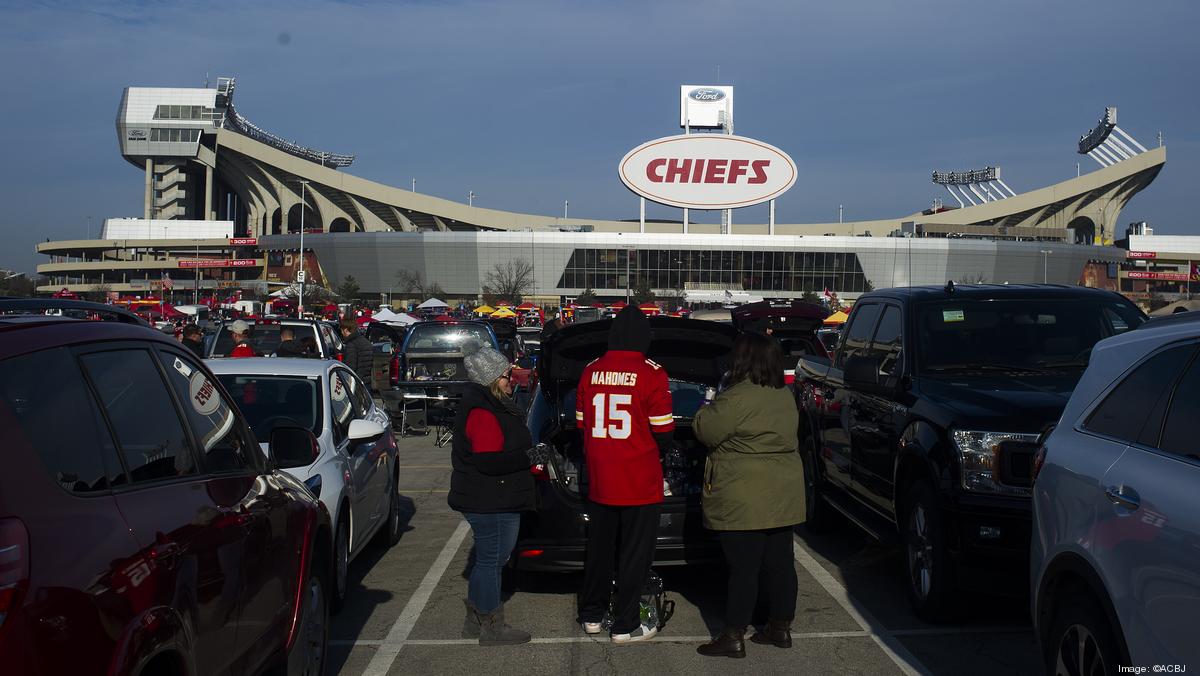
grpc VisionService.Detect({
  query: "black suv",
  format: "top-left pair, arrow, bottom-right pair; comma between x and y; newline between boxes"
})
795,285 -> 1145,619
517,316 -> 737,571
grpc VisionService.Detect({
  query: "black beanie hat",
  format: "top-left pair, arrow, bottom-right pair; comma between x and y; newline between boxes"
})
608,305 -> 652,353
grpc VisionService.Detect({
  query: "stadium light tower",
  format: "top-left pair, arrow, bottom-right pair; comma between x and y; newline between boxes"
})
469,191 -> 476,207
295,180 -> 310,314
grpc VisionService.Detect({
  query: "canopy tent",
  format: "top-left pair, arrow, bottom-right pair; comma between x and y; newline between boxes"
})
372,309 -> 420,326
490,307 -> 517,318
608,301 -> 628,310
823,310 -> 849,325
516,302 -> 537,311
684,290 -> 763,304
495,300 -> 513,307
356,315 -> 373,327
638,302 -> 662,316
417,298 -> 449,310
433,314 -> 454,322
473,305 -> 496,315
592,303 -> 606,309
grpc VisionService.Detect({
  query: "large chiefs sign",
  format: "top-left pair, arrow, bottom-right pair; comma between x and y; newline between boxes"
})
619,134 -> 797,210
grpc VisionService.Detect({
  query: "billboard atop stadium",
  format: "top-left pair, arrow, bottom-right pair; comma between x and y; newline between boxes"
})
619,134 -> 797,210
680,85 -> 733,128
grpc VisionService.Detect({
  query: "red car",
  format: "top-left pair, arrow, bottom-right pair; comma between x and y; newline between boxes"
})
0,299 -> 333,676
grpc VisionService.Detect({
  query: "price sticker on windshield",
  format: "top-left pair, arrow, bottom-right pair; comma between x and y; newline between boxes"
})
942,309 -> 965,323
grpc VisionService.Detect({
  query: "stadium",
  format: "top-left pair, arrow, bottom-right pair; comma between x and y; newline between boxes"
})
36,77 -> 1167,302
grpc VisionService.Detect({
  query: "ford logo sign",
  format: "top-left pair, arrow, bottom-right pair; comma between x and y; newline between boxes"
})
688,88 -> 725,102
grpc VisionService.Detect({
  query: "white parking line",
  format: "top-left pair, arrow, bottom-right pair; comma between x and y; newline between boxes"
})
793,540 -> 932,676
362,519 -> 470,676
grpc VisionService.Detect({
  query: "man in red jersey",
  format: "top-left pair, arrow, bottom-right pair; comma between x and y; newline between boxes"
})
575,306 -> 675,643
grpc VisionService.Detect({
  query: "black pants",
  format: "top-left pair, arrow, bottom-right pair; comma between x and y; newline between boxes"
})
717,527 -> 798,630
578,501 -> 661,634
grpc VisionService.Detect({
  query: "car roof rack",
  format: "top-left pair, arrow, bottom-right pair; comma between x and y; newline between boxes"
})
0,298 -> 148,325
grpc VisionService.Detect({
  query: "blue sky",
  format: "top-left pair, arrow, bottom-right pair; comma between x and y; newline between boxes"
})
1,0 -> 1197,272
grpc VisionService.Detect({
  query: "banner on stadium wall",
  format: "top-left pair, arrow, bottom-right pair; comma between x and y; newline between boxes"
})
266,250 -> 329,288
177,259 -> 260,269
1125,271 -> 1189,281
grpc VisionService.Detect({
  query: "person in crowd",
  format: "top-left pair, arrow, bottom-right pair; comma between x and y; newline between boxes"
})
340,317 -> 374,382
449,346 -> 550,646
576,306 -> 674,643
180,324 -> 205,357
693,332 -> 806,658
298,336 -> 318,357
275,327 -> 303,357
229,320 -> 259,358
541,315 -> 562,341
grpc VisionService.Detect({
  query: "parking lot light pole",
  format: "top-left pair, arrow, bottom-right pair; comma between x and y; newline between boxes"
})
297,180 -> 310,315
1040,249 -> 1053,283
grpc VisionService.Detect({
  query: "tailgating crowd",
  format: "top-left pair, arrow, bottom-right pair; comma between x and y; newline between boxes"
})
449,306 -> 805,657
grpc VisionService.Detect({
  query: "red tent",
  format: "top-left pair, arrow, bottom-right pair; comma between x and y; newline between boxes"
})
434,314 -> 454,322
356,315 -> 372,327
516,302 -> 537,311
592,303 -> 606,309
608,301 -> 628,310
52,288 -> 80,300
495,300 -> 513,308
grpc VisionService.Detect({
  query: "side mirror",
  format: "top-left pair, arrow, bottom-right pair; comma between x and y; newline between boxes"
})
843,355 -> 891,394
348,418 -> 387,441
269,426 -> 321,469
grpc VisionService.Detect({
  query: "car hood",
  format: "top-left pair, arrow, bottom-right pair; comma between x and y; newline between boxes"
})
916,372 -> 1082,432
539,317 -> 738,399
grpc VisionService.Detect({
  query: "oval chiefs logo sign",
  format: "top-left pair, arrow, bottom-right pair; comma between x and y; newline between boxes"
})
619,135 -> 797,209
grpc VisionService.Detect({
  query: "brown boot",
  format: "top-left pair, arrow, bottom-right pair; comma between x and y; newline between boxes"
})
750,619 -> 792,648
696,627 -> 746,658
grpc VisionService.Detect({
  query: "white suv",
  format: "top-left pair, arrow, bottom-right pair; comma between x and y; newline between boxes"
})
1031,312 -> 1200,674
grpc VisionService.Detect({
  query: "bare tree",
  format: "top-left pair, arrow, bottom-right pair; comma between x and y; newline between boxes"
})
395,269 -> 446,300
958,273 -> 988,284
483,258 -> 534,304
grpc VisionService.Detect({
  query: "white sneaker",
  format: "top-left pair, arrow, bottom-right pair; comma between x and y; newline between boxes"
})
581,621 -> 603,635
611,623 -> 657,644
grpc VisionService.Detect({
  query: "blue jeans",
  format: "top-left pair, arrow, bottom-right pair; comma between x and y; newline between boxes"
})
462,512 -> 521,614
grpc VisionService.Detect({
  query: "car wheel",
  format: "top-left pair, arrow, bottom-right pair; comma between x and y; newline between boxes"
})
332,516 -> 349,614
288,558 -> 329,676
374,471 -> 403,548
1045,592 -> 1122,676
902,480 -> 957,621
801,435 -> 835,533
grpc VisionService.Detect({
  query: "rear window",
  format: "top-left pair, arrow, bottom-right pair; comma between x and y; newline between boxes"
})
211,323 -> 320,357
405,323 -> 494,354
218,375 -> 322,443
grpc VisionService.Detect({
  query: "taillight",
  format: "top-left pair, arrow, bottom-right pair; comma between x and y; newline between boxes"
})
335,353 -> 344,362
0,518 -> 30,630
530,464 -> 550,480
389,354 -> 400,386
518,549 -> 544,558
1032,445 -> 1047,483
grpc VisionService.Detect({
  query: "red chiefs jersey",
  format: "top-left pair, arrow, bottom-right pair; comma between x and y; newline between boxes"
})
575,350 -> 675,505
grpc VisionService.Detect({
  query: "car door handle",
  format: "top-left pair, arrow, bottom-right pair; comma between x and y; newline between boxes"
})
1105,485 -> 1140,511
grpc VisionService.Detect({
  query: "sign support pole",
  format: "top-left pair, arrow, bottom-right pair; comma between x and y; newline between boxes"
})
684,96 -> 690,235
683,208 -> 689,234
639,198 -> 645,233
769,200 -> 775,235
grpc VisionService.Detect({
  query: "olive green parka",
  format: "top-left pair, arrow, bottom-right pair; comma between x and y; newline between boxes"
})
693,379 -> 807,531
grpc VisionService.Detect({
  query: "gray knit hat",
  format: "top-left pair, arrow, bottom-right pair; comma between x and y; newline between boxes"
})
464,346 -> 510,387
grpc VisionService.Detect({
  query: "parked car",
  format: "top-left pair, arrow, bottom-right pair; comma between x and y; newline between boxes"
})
514,316 -> 738,570
487,318 -> 533,389
731,299 -> 830,361
795,284 -> 1145,619
207,317 -> 344,359
518,325 -> 543,357
0,299 -> 333,676
209,358 -> 402,611
1032,311 -> 1200,674
381,319 -> 500,424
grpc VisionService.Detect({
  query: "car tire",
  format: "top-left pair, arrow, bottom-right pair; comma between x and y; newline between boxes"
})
374,470 -> 404,548
901,480 -> 958,622
332,516 -> 349,614
287,556 -> 329,676
801,435 -> 835,533
1044,591 -> 1122,676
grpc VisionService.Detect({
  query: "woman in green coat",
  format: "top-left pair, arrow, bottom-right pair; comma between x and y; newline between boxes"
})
693,332 -> 806,658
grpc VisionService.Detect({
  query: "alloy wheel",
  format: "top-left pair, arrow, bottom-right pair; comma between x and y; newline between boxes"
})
1055,623 -> 1106,676
906,503 -> 933,600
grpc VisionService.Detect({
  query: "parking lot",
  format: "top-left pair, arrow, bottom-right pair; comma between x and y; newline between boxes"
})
327,432 -> 1041,676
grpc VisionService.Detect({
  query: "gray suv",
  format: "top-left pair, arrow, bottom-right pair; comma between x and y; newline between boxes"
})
1031,312 -> 1200,674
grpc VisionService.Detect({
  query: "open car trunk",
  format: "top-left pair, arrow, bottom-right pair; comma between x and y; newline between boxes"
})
539,317 -> 739,504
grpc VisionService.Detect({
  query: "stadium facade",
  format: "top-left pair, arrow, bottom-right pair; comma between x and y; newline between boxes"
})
36,78 -> 1167,300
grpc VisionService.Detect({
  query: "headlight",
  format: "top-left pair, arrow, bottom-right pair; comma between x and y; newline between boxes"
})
950,429 -> 1040,495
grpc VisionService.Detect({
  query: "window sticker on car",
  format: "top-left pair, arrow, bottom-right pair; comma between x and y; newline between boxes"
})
188,372 -> 221,416
173,357 -> 192,378
943,309 -> 965,322
331,374 -> 347,401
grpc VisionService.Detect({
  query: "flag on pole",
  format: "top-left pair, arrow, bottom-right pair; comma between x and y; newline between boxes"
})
162,273 -> 174,290
823,287 -> 832,299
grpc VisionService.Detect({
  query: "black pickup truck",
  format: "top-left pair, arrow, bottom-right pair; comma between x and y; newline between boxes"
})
795,284 -> 1145,619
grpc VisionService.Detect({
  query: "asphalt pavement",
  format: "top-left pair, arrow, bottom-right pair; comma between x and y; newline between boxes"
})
328,432 -> 1041,675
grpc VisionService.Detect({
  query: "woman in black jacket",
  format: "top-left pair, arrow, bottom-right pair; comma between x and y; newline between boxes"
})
449,345 -> 549,646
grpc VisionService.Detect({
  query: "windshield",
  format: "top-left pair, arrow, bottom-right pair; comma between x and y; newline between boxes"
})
217,375 -> 322,442
917,298 -> 1144,374
404,323 -> 494,354
210,323 -> 320,357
